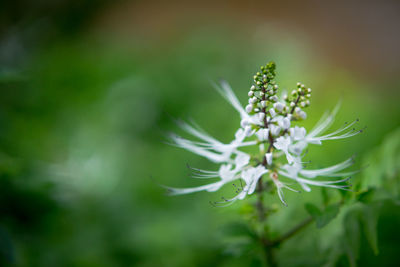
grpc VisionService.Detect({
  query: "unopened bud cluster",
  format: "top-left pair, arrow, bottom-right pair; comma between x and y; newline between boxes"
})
286,82 -> 312,120
245,62 -> 278,115
242,62 -> 312,138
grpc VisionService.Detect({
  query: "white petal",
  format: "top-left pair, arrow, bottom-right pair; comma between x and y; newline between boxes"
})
274,136 -> 291,151
289,140 -> 308,155
274,102 -> 284,112
256,128 -> 269,141
298,182 -> 311,192
299,157 -> 355,178
265,152 -> 273,165
281,117 -> 291,129
219,164 -> 235,180
214,80 -> 247,119
269,108 -> 276,117
240,119 -> 249,128
245,104 -> 253,113
249,166 -> 269,194
169,135 -> 229,163
278,171 -> 351,190
241,165 -> 268,195
234,128 -> 246,142
165,181 -> 224,195
244,125 -> 254,136
270,124 -> 281,136
234,152 -> 250,169
176,120 -> 220,145
290,126 -> 307,141
298,111 -> 307,120
308,102 -> 341,138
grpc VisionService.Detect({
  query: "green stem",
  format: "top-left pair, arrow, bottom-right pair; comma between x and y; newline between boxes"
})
270,216 -> 314,246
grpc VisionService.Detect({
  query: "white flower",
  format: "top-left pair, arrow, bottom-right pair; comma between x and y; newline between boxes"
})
298,110 -> 307,119
279,117 -> 291,130
270,124 -> 281,136
241,165 -> 269,195
261,100 -> 267,107
274,136 -> 294,164
165,76 -> 361,206
244,125 -> 254,136
292,103 -> 362,146
274,102 -> 285,112
256,128 -> 269,141
169,120 -> 256,163
249,97 -> 257,104
270,172 -> 299,206
290,126 -> 306,141
240,119 -> 249,128
245,104 -> 253,113
270,95 -> 278,102
269,108 -> 276,117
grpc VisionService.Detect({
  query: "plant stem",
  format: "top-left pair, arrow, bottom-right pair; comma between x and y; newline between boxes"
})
270,216 -> 314,246
256,81 -> 308,266
258,216 -> 313,267
256,188 -> 277,267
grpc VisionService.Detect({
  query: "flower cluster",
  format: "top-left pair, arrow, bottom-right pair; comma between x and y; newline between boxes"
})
166,62 -> 362,206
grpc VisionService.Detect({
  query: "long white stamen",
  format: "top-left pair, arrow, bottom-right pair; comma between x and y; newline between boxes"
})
308,102 -> 341,138
299,157 -> 355,178
213,80 -> 247,119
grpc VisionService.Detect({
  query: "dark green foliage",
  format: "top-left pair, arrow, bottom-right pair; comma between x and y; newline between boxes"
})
321,128 -> 400,266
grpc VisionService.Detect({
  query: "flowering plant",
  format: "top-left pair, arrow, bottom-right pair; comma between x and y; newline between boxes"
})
166,62 -> 362,206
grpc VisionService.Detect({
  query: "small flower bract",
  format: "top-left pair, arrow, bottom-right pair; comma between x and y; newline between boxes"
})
166,62 -> 362,206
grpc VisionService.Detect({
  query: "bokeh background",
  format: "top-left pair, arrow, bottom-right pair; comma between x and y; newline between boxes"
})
0,0 -> 399,266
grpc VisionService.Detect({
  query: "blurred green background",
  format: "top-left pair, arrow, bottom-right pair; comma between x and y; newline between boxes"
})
0,0 -> 399,266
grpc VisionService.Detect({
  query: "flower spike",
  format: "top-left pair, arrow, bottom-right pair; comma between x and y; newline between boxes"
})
164,62 -> 362,205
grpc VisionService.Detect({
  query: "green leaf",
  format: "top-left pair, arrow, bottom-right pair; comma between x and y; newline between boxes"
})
361,127 -> 400,198
357,187 -> 394,204
318,204 -> 340,228
343,212 -> 361,267
356,187 -> 377,203
305,203 -> 321,217
305,203 -> 340,228
360,203 -> 381,255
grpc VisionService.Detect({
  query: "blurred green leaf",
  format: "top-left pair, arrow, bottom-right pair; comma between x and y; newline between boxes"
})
305,203 -> 340,228
344,211 -> 361,267
356,187 -> 399,204
362,127 -> 400,199
305,203 -> 321,217
357,187 -> 377,203
339,202 -> 381,267
360,204 -> 381,255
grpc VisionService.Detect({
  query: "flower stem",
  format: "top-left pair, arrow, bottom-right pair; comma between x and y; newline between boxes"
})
256,183 -> 278,267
